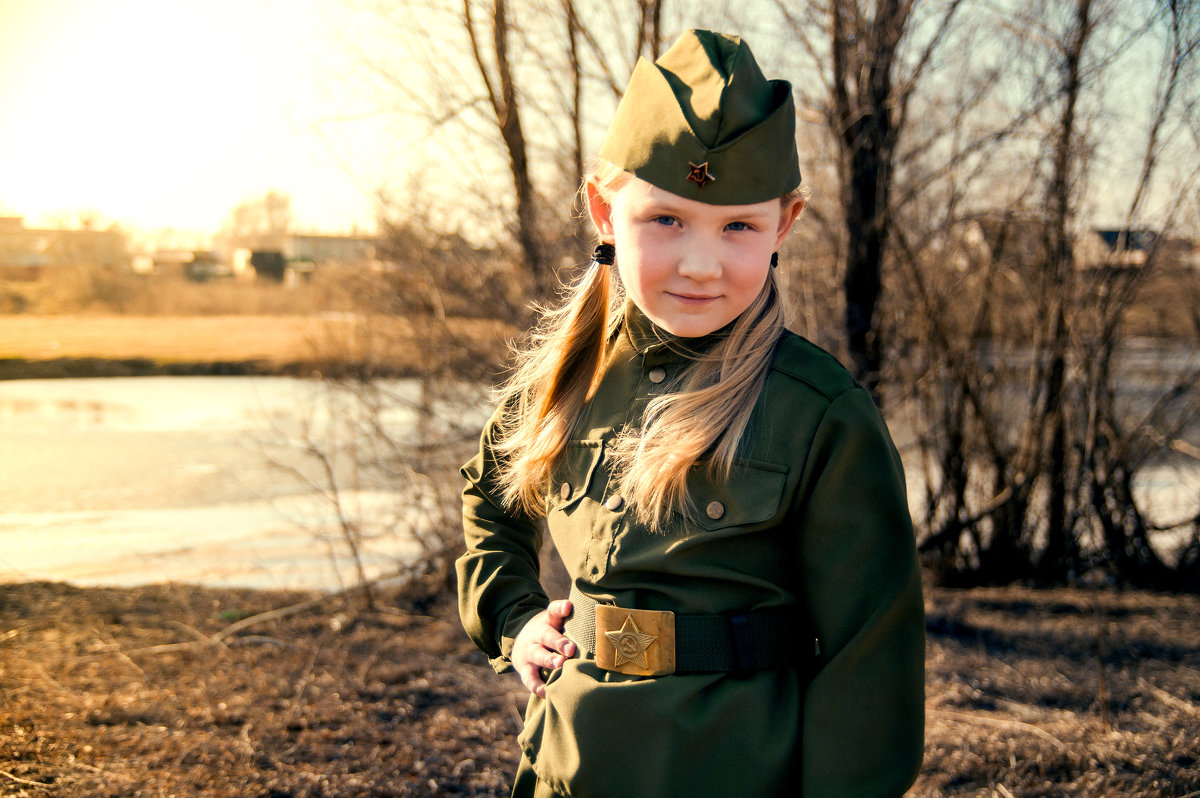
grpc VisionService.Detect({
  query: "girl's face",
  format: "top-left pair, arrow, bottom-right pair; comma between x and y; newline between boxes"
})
587,175 -> 804,338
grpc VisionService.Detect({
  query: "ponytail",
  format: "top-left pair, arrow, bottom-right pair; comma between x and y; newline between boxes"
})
492,257 -> 615,515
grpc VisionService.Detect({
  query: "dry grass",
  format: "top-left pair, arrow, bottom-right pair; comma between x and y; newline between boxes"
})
916,586 -> 1200,797
0,581 -> 1196,797
0,313 -> 518,382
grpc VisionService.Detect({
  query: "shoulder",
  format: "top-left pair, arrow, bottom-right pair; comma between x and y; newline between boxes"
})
766,329 -> 861,405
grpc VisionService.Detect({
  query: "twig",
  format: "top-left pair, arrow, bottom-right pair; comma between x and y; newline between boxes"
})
1095,604 -> 1110,732
1138,677 -> 1200,718
226,635 -> 292,649
213,593 -> 336,642
0,767 -> 54,787
166,620 -> 220,645
928,709 -> 1068,750
995,785 -> 1017,798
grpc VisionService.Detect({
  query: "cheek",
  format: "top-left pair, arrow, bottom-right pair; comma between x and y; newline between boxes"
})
733,261 -> 771,292
614,234 -> 668,285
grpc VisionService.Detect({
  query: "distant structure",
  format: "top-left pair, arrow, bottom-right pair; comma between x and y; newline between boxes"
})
942,215 -> 1199,274
0,216 -> 129,280
286,233 -> 377,267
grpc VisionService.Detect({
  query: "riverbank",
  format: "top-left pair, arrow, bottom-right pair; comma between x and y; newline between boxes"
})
1,580 -> 1197,796
0,314 -> 517,380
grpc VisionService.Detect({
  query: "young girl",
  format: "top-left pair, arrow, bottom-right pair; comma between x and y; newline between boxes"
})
457,29 -> 924,798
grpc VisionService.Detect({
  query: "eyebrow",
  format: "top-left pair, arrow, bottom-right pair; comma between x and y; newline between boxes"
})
643,197 -> 776,222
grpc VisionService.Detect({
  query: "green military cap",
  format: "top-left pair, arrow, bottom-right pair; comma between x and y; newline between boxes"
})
599,29 -> 801,205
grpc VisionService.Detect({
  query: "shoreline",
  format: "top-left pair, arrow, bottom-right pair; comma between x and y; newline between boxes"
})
0,312 -> 517,381
0,355 -> 412,381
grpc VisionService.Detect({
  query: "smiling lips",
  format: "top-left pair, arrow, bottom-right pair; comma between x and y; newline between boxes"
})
668,292 -> 720,304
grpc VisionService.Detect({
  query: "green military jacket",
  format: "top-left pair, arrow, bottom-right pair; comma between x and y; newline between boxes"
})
457,305 -> 924,797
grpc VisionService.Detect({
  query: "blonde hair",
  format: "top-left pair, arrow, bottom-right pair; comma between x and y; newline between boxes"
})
492,163 -> 797,531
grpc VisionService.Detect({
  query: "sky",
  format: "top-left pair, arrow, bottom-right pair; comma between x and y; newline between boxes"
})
0,0 -> 390,242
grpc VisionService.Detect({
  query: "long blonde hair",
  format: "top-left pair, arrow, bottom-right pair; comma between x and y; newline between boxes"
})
492,165 -> 799,530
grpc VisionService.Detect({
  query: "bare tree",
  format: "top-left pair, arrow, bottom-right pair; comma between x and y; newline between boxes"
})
217,191 -> 292,252
778,0 -> 966,396
892,0 -> 1200,588
464,0 -> 549,293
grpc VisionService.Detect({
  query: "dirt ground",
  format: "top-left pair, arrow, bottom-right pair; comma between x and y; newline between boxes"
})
1,579 -> 1197,798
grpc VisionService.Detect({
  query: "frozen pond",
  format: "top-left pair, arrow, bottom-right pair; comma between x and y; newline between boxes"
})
0,374 -> 1194,591
0,376 -> 485,591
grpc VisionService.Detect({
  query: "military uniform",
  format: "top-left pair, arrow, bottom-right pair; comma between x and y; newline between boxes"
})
457,303 -> 925,797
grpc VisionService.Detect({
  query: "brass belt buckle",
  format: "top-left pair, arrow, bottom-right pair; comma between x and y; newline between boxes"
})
593,604 -> 675,676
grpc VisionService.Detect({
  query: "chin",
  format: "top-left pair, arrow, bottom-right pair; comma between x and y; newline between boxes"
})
657,319 -> 723,338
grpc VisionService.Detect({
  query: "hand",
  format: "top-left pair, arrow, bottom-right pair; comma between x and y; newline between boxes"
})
512,600 -> 576,698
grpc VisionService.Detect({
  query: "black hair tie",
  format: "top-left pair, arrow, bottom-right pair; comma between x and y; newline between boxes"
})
593,243 -> 616,266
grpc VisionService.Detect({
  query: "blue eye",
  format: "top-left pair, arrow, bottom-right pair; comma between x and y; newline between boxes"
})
652,215 -> 678,226
726,221 -> 751,231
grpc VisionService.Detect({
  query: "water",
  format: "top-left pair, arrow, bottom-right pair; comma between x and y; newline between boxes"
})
0,376 -> 483,591
0,374 -> 1194,591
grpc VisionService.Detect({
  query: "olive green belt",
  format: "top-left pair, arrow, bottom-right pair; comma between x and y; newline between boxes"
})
563,585 -> 815,677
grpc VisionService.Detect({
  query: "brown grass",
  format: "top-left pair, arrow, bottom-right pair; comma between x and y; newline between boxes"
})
0,314 -> 518,381
0,581 -> 1197,797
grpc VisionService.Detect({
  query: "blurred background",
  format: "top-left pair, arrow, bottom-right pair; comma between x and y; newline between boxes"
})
2,0 -> 1197,592
2,2 -> 1199,796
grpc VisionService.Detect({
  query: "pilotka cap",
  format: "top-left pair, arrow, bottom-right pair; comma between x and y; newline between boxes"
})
599,29 -> 802,205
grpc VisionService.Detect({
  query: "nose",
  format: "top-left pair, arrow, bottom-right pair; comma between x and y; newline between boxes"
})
676,249 -> 721,282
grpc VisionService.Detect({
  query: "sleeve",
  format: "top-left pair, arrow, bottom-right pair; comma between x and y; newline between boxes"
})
792,387 -> 925,797
455,407 -> 550,675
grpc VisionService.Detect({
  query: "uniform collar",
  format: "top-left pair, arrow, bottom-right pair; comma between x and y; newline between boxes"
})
620,299 -> 729,364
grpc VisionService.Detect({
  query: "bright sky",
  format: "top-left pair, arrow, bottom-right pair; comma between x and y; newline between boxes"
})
0,0 -> 388,240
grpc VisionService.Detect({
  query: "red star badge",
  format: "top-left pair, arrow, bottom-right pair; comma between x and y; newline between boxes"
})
686,161 -> 716,188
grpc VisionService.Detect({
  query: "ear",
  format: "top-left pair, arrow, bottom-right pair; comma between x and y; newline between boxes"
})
586,181 -> 615,240
773,197 -> 805,251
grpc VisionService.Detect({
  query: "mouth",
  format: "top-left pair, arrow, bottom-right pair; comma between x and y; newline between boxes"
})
667,292 -> 720,304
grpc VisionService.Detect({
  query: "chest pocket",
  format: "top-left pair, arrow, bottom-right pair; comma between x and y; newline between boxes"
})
547,439 -> 605,514
686,457 -> 790,532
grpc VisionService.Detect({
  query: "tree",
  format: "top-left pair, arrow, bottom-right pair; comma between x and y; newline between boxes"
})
463,0 -> 547,292
349,0 -> 667,299
777,0 -> 966,396
891,0 -> 1200,588
217,190 -> 292,252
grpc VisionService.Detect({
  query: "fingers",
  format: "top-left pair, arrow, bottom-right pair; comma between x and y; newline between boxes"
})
512,603 -> 578,697
515,634 -> 564,699
517,662 -> 549,698
543,600 -> 576,659
546,599 -> 574,626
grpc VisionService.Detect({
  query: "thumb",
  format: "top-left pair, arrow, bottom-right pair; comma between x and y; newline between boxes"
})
546,599 -> 573,627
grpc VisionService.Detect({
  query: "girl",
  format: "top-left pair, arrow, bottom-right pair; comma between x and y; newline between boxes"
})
457,29 -> 924,798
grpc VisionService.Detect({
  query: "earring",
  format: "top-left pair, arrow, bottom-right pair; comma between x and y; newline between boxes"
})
770,252 -> 779,269
593,242 -> 616,266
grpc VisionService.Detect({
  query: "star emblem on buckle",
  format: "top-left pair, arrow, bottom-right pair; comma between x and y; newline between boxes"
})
604,614 -> 659,669
686,161 -> 716,188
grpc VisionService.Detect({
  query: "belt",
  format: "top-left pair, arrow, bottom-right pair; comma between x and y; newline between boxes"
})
563,585 -> 815,677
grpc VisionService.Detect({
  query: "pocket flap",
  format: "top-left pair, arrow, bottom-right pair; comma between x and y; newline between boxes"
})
688,458 -> 789,531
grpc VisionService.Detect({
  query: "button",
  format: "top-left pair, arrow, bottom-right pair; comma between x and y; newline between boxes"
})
605,494 -> 625,512
648,367 -> 667,384
560,482 -> 571,500
705,501 -> 725,520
